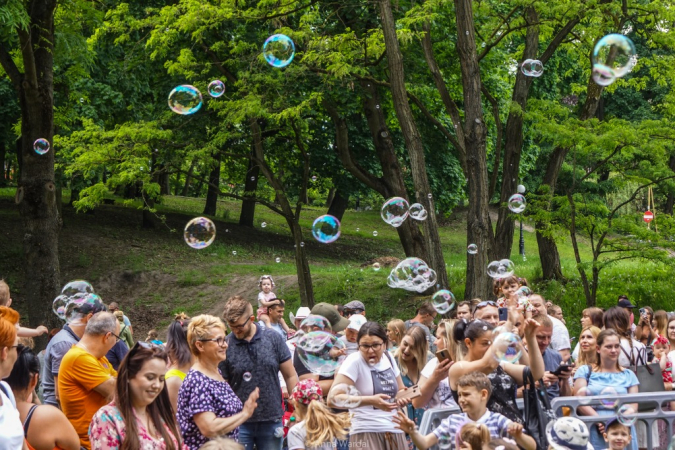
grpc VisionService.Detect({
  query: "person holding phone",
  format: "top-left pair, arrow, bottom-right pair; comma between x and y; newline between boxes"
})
534,316 -> 572,400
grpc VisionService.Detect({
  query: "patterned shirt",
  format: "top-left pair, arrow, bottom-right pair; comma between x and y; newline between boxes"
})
433,411 -> 513,449
177,369 -> 243,450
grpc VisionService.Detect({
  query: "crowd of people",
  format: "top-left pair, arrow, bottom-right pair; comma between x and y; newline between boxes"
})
0,273 -> 674,450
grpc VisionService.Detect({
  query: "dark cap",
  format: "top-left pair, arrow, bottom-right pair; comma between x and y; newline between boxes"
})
310,302 -> 350,332
618,298 -> 635,308
344,300 -> 365,312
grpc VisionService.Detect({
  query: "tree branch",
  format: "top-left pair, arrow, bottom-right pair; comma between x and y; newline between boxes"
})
579,144 -> 625,182
482,84 -> 503,199
0,42 -> 22,89
539,16 -> 582,64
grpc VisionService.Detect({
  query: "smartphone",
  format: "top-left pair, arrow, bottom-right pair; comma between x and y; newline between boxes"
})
552,362 -> 574,376
435,349 -> 451,363
395,385 -> 421,401
498,307 -> 509,322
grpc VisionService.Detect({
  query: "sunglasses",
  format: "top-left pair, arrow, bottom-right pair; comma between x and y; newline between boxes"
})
472,301 -> 497,314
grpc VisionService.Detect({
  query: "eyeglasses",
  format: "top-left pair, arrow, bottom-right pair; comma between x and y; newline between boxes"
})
107,331 -> 122,342
199,337 -> 228,347
473,301 -> 497,314
228,316 -> 252,331
359,342 -> 384,351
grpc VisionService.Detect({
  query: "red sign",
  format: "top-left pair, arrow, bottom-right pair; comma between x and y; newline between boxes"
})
644,211 -> 654,223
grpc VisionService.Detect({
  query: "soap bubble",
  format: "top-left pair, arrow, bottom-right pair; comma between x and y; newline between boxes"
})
274,427 -> 285,439
356,228 -> 360,232
33,139 -> 50,155
409,203 -> 428,221
467,244 -> 478,255
432,289 -> 456,314
261,222 -> 267,228
263,34 -> 295,68
600,387 -> 619,409
592,34 -> 636,78
388,257 -> 438,293
492,331 -> 522,363
576,386 -> 592,406
487,259 -> 515,279
373,231 -> 378,236
329,383 -> 361,409
438,436 -> 452,450
372,263 -> 381,271
311,175 -> 317,182
52,295 -> 69,320
312,215 -> 341,244
296,331 -> 346,376
592,64 -> 616,86
427,193 -> 433,199
232,251 -> 237,256
184,217 -> 216,249
618,404 -> 637,426
299,315 -> 332,333
243,372 -> 252,382
546,418 -> 591,450
521,59 -> 544,77
208,80 -> 225,98
515,286 -> 532,298
65,293 -> 104,323
300,242 -> 305,247
275,257 -> 281,263
168,85 -> 203,115
61,280 -> 95,297
250,176 -> 255,181
508,193 -> 526,213
517,184 -> 526,194
381,197 -> 410,227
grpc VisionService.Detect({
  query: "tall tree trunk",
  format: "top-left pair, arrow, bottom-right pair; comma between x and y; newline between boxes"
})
378,0 -> 447,288
239,149 -> 260,226
1,0 -> 62,336
326,188 -> 336,208
0,141 -> 5,186
181,159 -> 195,196
327,190 -> 349,221
665,155 -> 675,215
453,0 -> 494,299
203,153 -> 221,216
159,169 -> 170,195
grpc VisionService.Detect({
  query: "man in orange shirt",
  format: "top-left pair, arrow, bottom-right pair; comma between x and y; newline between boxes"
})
58,312 -> 119,449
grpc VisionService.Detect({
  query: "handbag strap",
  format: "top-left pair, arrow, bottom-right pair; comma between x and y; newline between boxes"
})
620,343 -> 637,369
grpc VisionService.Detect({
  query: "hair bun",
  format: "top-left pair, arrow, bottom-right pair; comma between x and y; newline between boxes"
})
453,319 -> 469,342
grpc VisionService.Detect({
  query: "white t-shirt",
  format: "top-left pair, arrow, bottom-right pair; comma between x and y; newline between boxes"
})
572,342 -> 580,362
619,338 -> 646,367
287,420 -> 337,450
420,358 -> 458,410
337,351 -> 403,434
0,381 -> 24,450
549,316 -> 571,352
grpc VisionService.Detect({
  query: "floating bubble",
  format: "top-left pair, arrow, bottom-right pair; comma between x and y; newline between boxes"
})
274,427 -> 285,438
79,98 -> 84,103
592,34 -> 636,79
243,372 -> 252,382
376,104 -> 380,109
592,64 -> 616,87
65,292 -> 104,323
299,315 -> 332,333
296,331 -> 346,376
517,184 -> 526,194
600,387 -> 619,409
300,242 -> 305,247
546,418 -> 591,450
275,257 -> 281,263
432,290 -> 456,314
250,176 -> 255,181
373,262 -> 381,271
61,280 -> 95,297
312,215 -> 341,244
52,295 -> 69,320
373,231 -> 378,236
232,251 -> 237,256
515,286 -> 532,298
208,80 -> 225,98
409,203 -> 428,221
388,257 -> 438,293
467,244 -> 478,255
311,175 -> 317,182
261,222 -> 267,228
184,217 -> 216,249
438,436 -> 452,450
576,386 -> 592,405
329,383 -> 362,409
508,193 -> 526,213
356,228 -> 360,232
263,34 -> 295,68
427,193 -> 432,199
521,59 -> 544,77
492,332 -> 522,363
618,404 -> 637,426
168,85 -> 203,115
487,259 -> 515,279
33,139 -> 50,155
381,197 -> 410,227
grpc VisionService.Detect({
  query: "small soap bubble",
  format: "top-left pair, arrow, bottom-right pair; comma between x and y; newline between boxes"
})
381,197 -> 410,227
184,217 -> 216,249
438,436 -> 452,450
521,59 -> 544,77
251,176 -> 256,181
600,387 -> 619,409
168,85 -> 203,115
61,280 -> 95,297
487,259 -> 515,279
492,332 -> 523,363
33,139 -> 50,155
208,80 -> 225,98
381,131 -> 388,137
312,215 -> 341,244
275,257 -> 281,263
475,118 -> 481,124
618,404 -> 637,426
329,383 -> 361,409
300,242 -> 305,247
373,262 -> 381,271
375,104 -> 380,109
592,34 -> 636,78
261,222 -> 267,228
517,184 -> 526,194
311,175 -> 317,182
467,244 -> 478,254
409,203 -> 428,221
427,193 -> 432,199
592,63 -> 616,86
576,386 -> 592,405
431,289 -> 456,314
508,193 -> 526,213
263,34 -> 295,68
296,331 -> 346,376
79,98 -> 84,103
356,228 -> 360,232
372,231 -> 378,236
243,372 -> 252,382
232,251 -> 237,256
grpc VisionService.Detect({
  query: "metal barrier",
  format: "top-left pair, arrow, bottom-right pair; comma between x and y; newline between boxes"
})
419,394 -> 675,450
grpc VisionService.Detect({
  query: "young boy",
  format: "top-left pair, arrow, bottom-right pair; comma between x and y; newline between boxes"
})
0,280 -> 48,338
603,418 -> 632,450
394,371 -> 536,450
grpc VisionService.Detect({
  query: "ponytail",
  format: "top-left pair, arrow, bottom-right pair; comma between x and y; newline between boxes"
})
304,400 -> 350,447
459,423 -> 491,450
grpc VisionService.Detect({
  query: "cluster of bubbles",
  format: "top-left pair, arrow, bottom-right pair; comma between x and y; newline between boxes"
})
184,217 -> 216,249
207,80 -> 225,98
311,214 -> 341,244
546,417 -> 592,450
431,289 -> 456,314
592,34 -> 637,87
467,243 -> 478,255
329,383 -> 362,409
387,257 -> 438,293
521,59 -> 544,77
33,139 -> 50,155
263,34 -> 295,68
168,85 -> 203,115
487,259 -> 515,279
492,329 -> 523,363
52,280 -> 103,326
296,330 -> 346,376
381,197 -> 428,227
508,193 -> 526,213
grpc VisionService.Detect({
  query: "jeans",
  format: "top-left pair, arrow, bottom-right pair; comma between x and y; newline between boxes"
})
239,420 -> 284,450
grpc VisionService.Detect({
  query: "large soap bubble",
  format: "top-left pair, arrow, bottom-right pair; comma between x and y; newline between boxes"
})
592,34 -> 636,79
329,383 -> 362,409
487,259 -> 515,279
184,217 -> 216,249
431,290 -> 456,314
311,215 -> 341,244
168,85 -> 203,115
208,80 -> 225,98
52,295 -> 69,320
33,139 -> 50,155
521,59 -> 544,77
387,257 -> 437,293
296,331 -> 346,376
61,280 -> 95,297
381,197 -> 410,227
299,315 -> 332,333
508,193 -> 526,213
592,64 -> 616,87
492,331 -> 523,363
409,203 -> 428,221
263,34 -> 295,68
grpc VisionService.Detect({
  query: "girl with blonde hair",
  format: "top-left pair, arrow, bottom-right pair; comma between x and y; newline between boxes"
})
387,319 -> 406,352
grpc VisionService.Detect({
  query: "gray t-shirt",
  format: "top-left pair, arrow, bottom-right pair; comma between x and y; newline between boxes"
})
42,326 -> 79,405
219,325 -> 292,422
542,347 -> 562,400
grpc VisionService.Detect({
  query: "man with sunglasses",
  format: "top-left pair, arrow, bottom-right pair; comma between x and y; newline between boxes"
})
58,312 -> 119,449
343,300 -> 366,318
472,300 -> 500,326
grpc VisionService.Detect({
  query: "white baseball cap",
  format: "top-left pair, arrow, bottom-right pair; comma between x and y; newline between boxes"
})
347,314 -> 367,332
290,307 -> 312,324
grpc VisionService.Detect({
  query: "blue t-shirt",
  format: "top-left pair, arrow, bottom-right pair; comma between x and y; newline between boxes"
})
573,365 -> 639,395
42,325 -> 80,405
543,348 -> 562,400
